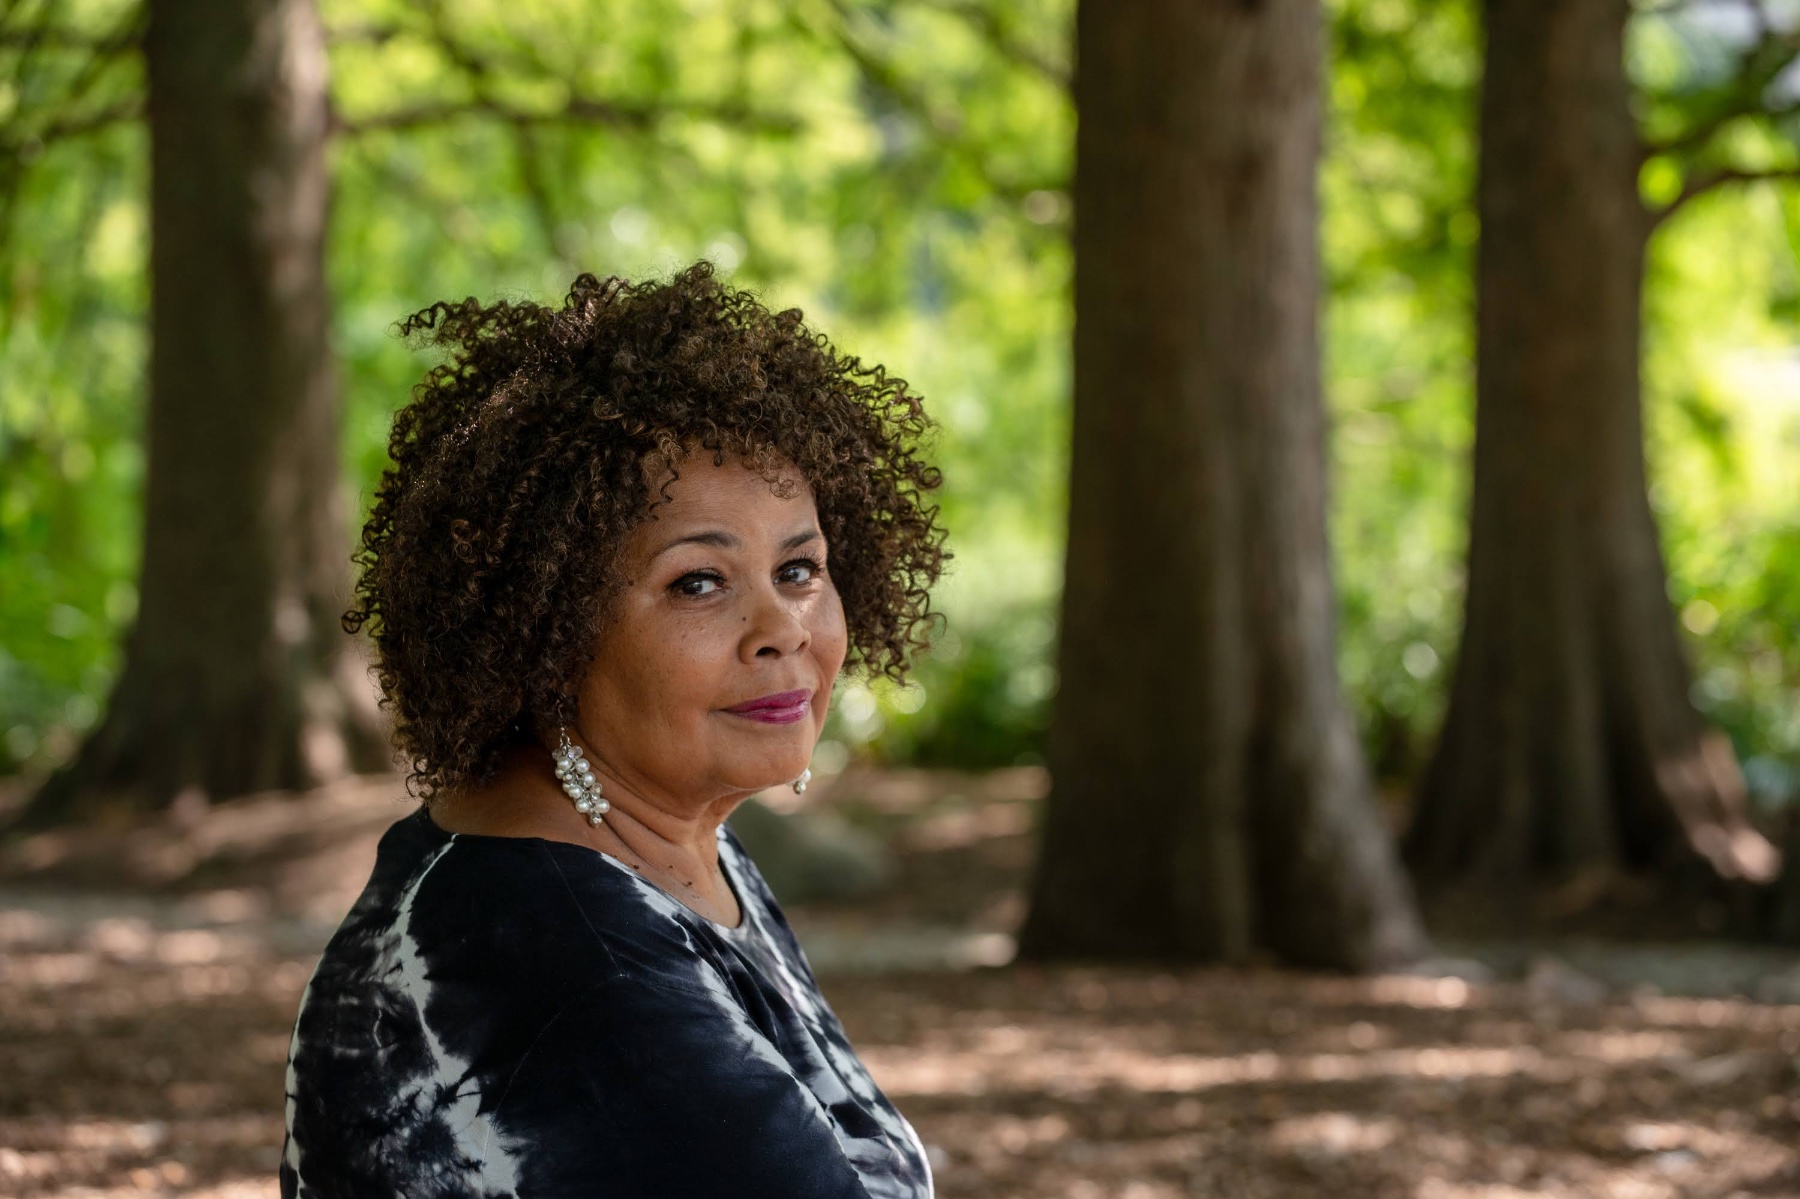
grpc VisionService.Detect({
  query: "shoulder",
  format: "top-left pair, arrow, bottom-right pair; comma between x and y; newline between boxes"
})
314,809 -> 736,1014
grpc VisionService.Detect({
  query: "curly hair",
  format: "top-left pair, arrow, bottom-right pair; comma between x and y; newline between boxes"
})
343,261 -> 948,798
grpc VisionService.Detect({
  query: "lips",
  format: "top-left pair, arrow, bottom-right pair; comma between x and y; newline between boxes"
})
724,689 -> 811,724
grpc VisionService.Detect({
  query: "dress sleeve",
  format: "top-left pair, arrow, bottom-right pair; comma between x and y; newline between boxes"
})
494,968 -> 877,1199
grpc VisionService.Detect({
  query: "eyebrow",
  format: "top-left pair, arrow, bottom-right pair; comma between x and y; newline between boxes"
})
650,528 -> 823,561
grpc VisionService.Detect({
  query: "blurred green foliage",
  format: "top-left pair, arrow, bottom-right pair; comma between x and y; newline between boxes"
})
0,0 -> 144,773
2,0 -> 1797,802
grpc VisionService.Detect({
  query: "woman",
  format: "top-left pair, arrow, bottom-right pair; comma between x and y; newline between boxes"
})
280,262 -> 945,1199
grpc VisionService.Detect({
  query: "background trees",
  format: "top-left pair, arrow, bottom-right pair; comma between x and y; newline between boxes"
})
3,0 -> 1075,793
6,0 -> 1065,819
3,0 -> 1798,952
1407,0 -> 1798,914
18,0 -> 393,825
1017,0 -> 1426,969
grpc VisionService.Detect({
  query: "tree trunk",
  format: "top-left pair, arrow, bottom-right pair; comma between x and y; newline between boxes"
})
1405,0 -> 1778,893
1017,0 -> 1429,970
18,0 -> 387,828
1771,815 -> 1800,944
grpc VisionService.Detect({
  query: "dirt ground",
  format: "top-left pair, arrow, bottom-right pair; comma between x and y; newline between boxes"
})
2,767 -> 1798,1199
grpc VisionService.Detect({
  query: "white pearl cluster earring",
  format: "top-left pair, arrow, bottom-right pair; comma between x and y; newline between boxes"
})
554,726 -> 609,827
791,768 -> 812,795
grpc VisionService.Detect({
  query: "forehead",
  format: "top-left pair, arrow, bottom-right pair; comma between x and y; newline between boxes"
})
629,451 -> 816,543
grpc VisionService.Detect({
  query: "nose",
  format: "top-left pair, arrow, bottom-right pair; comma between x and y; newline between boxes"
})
740,583 -> 811,663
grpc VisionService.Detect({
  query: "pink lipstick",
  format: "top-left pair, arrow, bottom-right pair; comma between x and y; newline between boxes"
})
723,689 -> 811,725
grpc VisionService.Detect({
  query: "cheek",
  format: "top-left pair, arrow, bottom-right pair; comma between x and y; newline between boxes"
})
591,608 -> 726,723
651,628 -> 738,714
814,589 -> 850,667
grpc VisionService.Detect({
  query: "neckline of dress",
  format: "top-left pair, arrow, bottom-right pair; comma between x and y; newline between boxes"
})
414,805 -> 752,936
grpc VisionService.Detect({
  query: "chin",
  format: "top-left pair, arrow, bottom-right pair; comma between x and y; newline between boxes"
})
728,757 -> 812,796
713,724 -> 815,790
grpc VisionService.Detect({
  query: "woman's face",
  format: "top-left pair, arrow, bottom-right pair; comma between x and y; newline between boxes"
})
572,451 -> 848,809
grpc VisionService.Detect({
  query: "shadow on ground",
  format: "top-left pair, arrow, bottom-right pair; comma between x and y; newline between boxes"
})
1,768 -> 1797,1198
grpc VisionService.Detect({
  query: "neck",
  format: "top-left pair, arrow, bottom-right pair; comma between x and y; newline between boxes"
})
434,739 -> 749,901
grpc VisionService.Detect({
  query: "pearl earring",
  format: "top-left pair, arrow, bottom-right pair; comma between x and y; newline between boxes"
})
791,768 -> 812,795
553,726 -> 609,827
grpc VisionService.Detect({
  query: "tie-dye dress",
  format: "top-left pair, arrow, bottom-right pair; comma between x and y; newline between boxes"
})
280,806 -> 933,1199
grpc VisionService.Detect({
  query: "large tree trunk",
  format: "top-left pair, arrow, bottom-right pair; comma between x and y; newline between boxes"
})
1405,0 -> 1778,894
17,0 -> 386,827
1017,0 -> 1428,970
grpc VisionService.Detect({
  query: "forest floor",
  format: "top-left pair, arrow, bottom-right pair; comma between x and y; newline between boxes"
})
1,767 -> 1798,1199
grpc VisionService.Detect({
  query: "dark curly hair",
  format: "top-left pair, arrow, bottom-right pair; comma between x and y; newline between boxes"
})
343,261 -> 948,798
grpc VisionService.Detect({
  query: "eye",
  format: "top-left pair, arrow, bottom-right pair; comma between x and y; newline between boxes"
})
670,570 -> 723,598
779,556 -> 825,585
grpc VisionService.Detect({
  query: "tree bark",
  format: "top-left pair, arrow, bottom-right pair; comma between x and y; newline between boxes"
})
18,0 -> 387,827
1017,0 -> 1429,970
1405,0 -> 1778,893
1771,816 -> 1800,944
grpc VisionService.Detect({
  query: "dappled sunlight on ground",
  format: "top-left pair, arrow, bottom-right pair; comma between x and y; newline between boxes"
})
822,967 -> 1800,1198
2,770 -> 1798,1196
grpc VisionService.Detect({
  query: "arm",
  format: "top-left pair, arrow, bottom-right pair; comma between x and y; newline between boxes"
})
494,970 -> 876,1199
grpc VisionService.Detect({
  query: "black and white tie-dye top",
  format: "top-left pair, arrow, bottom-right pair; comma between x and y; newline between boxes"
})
280,806 -> 933,1199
